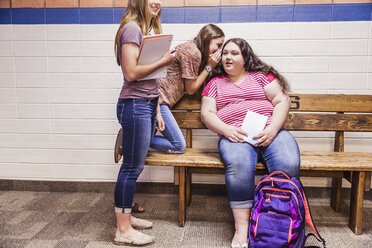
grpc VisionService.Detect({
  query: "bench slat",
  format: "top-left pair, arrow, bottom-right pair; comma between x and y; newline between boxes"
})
173,112 -> 372,132
172,94 -> 372,113
286,113 -> 372,132
146,149 -> 372,171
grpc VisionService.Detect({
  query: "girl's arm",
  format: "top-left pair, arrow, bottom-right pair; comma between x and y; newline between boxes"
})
156,102 -> 165,131
121,43 -> 174,82
253,79 -> 290,147
201,96 -> 247,143
184,49 -> 221,95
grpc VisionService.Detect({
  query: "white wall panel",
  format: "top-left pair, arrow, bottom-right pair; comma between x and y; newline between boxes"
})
294,22 -> 331,40
0,41 -> 14,56
0,73 -> 16,87
47,41 -> 82,57
0,25 -> 13,40
0,57 -> 15,72
18,104 -> 50,119
331,22 -> 369,39
14,41 -> 47,57
15,57 -> 47,72
17,88 -> 49,103
0,104 -> 17,119
47,25 -> 81,41
13,25 -> 46,41
16,73 -> 48,88
330,56 -> 368,73
0,88 -> 16,103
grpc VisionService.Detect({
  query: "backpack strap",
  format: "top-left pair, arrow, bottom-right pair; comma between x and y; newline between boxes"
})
300,181 -> 327,248
268,170 -> 290,180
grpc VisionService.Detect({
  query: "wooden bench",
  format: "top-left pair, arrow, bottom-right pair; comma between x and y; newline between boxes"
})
145,94 -> 372,235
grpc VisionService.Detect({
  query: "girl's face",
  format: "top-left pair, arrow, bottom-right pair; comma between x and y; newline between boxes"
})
209,36 -> 224,54
222,42 -> 245,75
148,0 -> 162,17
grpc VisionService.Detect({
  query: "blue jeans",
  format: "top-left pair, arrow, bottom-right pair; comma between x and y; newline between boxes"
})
150,104 -> 186,153
219,129 -> 300,209
114,98 -> 158,213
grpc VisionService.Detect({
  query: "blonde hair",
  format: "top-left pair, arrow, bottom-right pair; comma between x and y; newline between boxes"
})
114,0 -> 162,65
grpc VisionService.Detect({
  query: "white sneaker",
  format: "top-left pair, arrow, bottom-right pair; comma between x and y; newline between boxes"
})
114,230 -> 155,246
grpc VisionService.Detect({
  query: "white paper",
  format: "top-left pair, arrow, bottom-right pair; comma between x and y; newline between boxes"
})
137,34 -> 173,81
241,111 -> 268,146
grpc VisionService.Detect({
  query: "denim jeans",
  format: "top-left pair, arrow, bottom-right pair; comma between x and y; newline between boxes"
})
150,104 -> 186,153
219,129 -> 300,209
114,98 -> 158,213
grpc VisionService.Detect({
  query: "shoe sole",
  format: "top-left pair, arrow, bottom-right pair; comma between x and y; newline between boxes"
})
113,240 -> 155,246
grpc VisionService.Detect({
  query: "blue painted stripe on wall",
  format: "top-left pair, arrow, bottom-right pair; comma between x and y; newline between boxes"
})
294,4 -> 333,22
0,4 -> 371,24
12,8 -> 45,24
0,8 -> 11,24
46,8 -> 79,24
221,6 -> 256,23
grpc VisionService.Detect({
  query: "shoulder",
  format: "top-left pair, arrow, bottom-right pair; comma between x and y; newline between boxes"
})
123,22 -> 141,32
177,41 -> 201,56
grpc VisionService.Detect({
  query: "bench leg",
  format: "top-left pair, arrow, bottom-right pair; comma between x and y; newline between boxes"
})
330,178 -> 342,212
186,169 -> 192,206
364,172 -> 371,192
174,167 -> 179,185
349,171 -> 366,235
178,167 -> 186,227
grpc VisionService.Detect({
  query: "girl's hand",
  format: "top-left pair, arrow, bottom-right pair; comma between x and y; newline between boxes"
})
223,126 -> 248,143
161,49 -> 175,66
156,111 -> 165,131
208,49 -> 222,68
253,126 -> 278,147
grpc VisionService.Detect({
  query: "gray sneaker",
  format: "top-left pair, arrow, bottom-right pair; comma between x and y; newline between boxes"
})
131,218 -> 153,230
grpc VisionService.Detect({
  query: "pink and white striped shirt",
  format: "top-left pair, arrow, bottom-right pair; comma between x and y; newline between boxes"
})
202,71 -> 275,129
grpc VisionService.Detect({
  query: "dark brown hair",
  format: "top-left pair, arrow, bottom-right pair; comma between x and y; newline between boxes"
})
212,38 -> 290,92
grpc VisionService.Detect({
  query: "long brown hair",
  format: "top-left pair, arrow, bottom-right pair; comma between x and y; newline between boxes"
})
114,0 -> 162,66
213,38 -> 290,92
194,24 -> 225,75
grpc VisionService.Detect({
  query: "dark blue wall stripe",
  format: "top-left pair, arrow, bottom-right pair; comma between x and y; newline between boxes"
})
80,8 -> 113,24
12,8 -> 45,24
221,6 -> 256,23
294,4 -> 333,22
0,8 -> 11,24
257,5 -> 294,22
185,7 -> 220,23
333,4 -> 372,21
46,8 -> 79,24
0,4 -> 371,24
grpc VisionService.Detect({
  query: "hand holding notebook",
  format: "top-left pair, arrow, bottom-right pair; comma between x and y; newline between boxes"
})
137,34 -> 173,81
240,111 -> 268,146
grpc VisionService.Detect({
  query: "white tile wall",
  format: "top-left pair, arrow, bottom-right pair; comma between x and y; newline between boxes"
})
14,41 -> 47,57
0,41 -> 14,56
0,57 -> 15,72
46,25 -> 81,41
16,73 -> 48,88
0,25 -> 13,40
0,73 -> 16,87
47,41 -> 82,57
15,57 -> 47,73
18,104 -> 50,118
0,22 -> 371,186
329,56 -> 367,73
0,104 -> 17,119
13,25 -> 46,41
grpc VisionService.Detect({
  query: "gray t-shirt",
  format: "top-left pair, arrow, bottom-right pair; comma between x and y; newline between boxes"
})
117,22 -> 159,99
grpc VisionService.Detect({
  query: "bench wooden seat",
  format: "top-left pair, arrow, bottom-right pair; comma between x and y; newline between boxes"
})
144,94 -> 372,235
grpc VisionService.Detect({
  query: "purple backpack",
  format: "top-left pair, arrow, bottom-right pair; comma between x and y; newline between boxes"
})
249,170 -> 326,248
